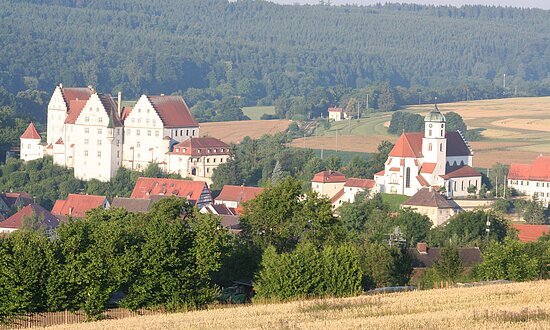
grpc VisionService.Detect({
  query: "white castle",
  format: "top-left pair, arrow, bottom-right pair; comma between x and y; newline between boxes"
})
20,84 -> 230,182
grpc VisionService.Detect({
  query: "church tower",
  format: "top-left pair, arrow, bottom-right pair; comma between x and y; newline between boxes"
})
422,103 -> 447,169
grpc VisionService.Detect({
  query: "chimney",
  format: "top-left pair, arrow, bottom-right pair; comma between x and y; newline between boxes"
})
59,83 -> 63,88
417,242 -> 428,254
68,207 -> 73,216
117,91 -> 122,118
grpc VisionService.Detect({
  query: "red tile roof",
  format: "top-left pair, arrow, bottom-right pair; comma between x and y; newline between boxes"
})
0,192 -> 33,208
330,188 -> 346,204
171,137 -> 230,156
420,163 -> 437,174
374,170 -> 385,176
509,156 -> 550,182
148,95 -> 198,128
512,224 -> 550,242
130,177 -> 208,204
416,175 -> 430,187
312,170 -> 347,183
121,106 -> 133,121
1,204 -> 59,230
441,165 -> 481,179
64,100 -> 88,124
51,194 -> 107,218
344,178 -> 376,189
216,185 -> 265,204
20,122 -> 41,140
389,132 -> 424,158
389,167 -> 401,172
328,107 -> 343,113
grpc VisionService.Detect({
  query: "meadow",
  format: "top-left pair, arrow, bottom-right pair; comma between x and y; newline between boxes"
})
46,280 -> 550,329
290,97 -> 550,168
242,106 -> 277,120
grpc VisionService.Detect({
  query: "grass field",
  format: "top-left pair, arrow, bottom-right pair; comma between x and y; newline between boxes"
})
242,106 -> 277,120
290,97 -> 550,168
200,119 -> 290,143
47,280 -> 550,329
381,193 -> 409,210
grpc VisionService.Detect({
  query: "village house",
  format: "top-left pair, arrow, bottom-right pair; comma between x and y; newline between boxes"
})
110,197 -> 154,214
328,107 -> 347,121
51,194 -> 110,221
130,177 -> 213,209
508,155 -> 550,207
0,204 -> 60,236
374,105 -> 482,198
401,187 -> 461,227
312,171 -> 377,209
214,185 -> 265,213
511,224 -> 550,242
22,84 -> 230,183
0,192 -> 33,216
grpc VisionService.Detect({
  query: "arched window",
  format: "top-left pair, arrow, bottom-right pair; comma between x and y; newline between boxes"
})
405,167 -> 411,188
429,129 -> 432,136
440,143 -> 443,152
428,143 -> 432,151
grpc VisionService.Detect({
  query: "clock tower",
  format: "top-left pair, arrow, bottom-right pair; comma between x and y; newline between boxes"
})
422,104 -> 447,167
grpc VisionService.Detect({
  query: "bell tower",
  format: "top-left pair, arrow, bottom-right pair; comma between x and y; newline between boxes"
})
422,101 -> 447,167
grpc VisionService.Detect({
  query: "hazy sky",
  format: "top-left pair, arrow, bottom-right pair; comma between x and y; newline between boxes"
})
269,0 -> 550,9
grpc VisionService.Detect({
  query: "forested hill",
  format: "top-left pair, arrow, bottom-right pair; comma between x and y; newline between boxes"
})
1,0 -> 549,100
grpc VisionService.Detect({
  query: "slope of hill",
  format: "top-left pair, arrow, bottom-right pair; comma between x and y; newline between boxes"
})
0,1 -> 548,99
47,280 -> 550,329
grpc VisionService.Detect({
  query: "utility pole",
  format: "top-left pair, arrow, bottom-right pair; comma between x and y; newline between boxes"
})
357,101 -> 360,119
418,91 -> 421,105
321,145 -> 324,159
366,94 -> 369,111
336,129 -> 339,153
303,132 -> 306,149
495,175 -> 498,198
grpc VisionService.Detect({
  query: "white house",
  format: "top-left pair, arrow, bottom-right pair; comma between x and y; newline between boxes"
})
328,107 -> 347,121
374,105 -> 481,198
20,122 -> 44,161
508,155 -> 550,207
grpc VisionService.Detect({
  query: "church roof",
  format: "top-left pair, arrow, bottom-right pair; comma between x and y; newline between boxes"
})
441,165 -> 481,179
147,95 -> 198,128
389,132 -> 424,158
60,86 -> 94,123
509,156 -> 550,182
388,131 -> 472,159
20,122 -> 41,140
424,104 -> 446,123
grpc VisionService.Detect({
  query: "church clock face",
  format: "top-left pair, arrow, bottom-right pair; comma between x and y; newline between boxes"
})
429,123 -> 433,128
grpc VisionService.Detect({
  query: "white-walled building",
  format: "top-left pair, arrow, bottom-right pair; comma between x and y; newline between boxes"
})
22,84 -> 228,182
328,107 -> 347,121
20,122 -> 44,161
374,106 -> 481,198
508,156 -> 550,207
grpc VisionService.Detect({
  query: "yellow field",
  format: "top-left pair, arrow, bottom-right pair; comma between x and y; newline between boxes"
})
200,119 -> 291,143
47,280 -> 550,330
291,97 -> 550,168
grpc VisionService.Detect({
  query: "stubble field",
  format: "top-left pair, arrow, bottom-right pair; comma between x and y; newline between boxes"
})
47,280 -> 550,330
200,119 -> 291,143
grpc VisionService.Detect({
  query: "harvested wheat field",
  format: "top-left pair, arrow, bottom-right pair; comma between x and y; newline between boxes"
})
48,281 -> 550,330
293,97 -> 550,168
200,120 -> 291,143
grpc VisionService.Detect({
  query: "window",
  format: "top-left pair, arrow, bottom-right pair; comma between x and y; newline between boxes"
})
116,151 -> 120,158
147,130 -> 151,136
84,150 -> 89,157
97,140 -> 102,146
440,130 -> 444,136
440,143 -> 443,152
405,167 -> 411,188
454,182 -> 457,191
84,127 -> 89,134
97,151 -> 102,157
461,181 -> 464,191
146,119 -> 150,124
155,130 -> 159,137
126,129 -> 131,135
85,116 -> 90,122
98,117 -> 103,123
84,139 -> 89,145
186,130 -> 189,136
136,129 -> 140,136
97,128 -> 102,134
27,144 -> 31,149
137,142 -> 140,148
428,143 -> 432,151
429,129 -> 432,136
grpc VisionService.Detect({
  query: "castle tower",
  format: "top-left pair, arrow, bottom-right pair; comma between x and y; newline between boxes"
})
422,103 -> 447,169
20,122 -> 44,161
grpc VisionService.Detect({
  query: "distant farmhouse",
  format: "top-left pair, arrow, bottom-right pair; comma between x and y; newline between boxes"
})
375,105 -> 482,198
20,84 -> 230,182
328,107 -> 347,121
508,155 -> 550,207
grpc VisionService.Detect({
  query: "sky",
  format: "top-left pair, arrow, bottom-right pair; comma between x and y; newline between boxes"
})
269,0 -> 550,10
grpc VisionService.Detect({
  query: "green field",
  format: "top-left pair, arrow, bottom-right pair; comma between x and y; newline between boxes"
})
242,106 -> 277,120
381,193 -> 409,210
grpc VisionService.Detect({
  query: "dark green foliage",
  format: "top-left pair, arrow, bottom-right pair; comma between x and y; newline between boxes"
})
364,208 -> 432,247
377,83 -> 397,112
358,242 -> 412,290
387,112 -> 424,134
429,210 -> 508,247
254,242 -> 362,300
191,97 -> 250,122
475,238 -> 539,281
432,243 -> 463,282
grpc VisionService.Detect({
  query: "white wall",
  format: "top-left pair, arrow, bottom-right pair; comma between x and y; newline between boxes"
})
20,138 -> 43,161
509,179 -> 550,207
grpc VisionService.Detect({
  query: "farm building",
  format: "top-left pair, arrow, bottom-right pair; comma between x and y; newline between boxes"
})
508,155 -> 550,207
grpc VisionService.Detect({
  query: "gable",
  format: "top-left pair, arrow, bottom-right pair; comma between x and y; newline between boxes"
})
124,95 -> 163,129
389,133 -> 423,158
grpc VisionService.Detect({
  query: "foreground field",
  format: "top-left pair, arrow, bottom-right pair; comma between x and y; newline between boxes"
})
291,97 -> 550,168
48,281 -> 550,330
200,119 -> 290,143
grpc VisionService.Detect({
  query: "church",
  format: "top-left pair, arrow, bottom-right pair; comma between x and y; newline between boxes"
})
374,106 -> 482,198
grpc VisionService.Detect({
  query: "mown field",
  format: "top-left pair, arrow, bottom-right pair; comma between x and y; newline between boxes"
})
290,97 -> 550,168
47,280 -> 550,330
242,106 -> 277,120
200,119 -> 290,143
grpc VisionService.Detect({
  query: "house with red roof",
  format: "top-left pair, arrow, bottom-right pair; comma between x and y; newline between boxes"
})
511,224 -> 550,242
214,185 -> 265,210
20,122 -> 45,161
166,137 -> 231,181
51,194 -> 110,220
312,171 -> 378,209
0,192 -> 33,214
312,170 -> 347,198
374,105 -> 481,197
508,155 -> 550,207
0,204 -> 60,235
130,177 -> 212,209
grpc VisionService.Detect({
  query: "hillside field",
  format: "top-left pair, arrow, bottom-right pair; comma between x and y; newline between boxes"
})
290,97 -> 550,168
47,280 -> 550,330
200,119 -> 291,143
242,106 -> 277,120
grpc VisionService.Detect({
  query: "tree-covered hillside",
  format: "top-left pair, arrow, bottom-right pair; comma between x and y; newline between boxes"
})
0,0 -> 548,102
